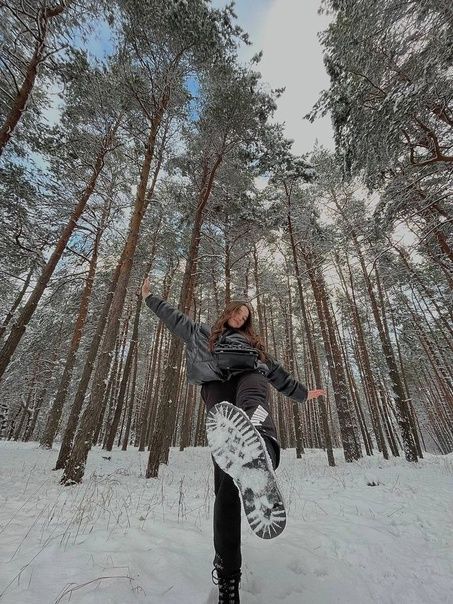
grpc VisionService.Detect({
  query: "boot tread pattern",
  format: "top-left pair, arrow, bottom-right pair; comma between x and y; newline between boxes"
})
206,401 -> 286,539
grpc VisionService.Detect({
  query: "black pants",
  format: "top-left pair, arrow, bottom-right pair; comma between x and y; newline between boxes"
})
201,371 -> 280,576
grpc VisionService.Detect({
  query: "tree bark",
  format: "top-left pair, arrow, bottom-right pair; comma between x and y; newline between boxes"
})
101,311 -> 131,447
122,343 -> 139,450
283,275 -> 305,458
352,236 -> 418,462
61,110 -> 165,484
303,248 -> 361,462
40,227 -> 101,449
0,3 -> 67,156
284,189 -> 335,465
0,265 -> 34,342
54,260 -> 123,471
105,293 -> 142,451
146,154 -> 223,478
0,123 -> 118,381
338,254 -> 388,459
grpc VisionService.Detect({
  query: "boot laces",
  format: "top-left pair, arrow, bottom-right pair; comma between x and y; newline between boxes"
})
212,569 -> 241,603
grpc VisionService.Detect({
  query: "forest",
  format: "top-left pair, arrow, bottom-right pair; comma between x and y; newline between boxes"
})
0,0 -> 452,488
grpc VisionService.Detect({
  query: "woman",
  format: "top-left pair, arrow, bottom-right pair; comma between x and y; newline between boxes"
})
141,277 -> 324,604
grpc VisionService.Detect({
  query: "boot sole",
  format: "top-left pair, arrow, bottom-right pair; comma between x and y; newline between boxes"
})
206,401 -> 286,539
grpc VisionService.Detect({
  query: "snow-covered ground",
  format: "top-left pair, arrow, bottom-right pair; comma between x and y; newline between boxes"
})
0,441 -> 452,604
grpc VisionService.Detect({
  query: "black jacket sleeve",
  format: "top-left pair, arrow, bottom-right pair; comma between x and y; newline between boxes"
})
265,355 -> 308,404
145,295 -> 195,344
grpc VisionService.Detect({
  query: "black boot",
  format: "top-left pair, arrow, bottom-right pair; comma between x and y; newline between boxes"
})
212,570 -> 241,604
212,554 -> 241,604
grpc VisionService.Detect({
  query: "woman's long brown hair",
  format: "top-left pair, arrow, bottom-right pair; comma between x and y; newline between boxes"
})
208,300 -> 267,361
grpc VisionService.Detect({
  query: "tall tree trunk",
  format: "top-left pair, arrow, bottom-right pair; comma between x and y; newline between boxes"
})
0,2 -> 67,156
54,259 -> 123,471
122,344 -> 139,450
392,242 -> 453,343
284,275 -> 305,458
407,307 -> 453,409
40,227 -> 102,449
100,317 -> 130,447
224,231 -> 231,305
138,261 -> 174,451
105,293 -> 142,451
383,288 -> 423,460
303,249 -> 361,462
61,111 -> 165,485
252,245 -> 266,347
139,322 -> 164,451
162,352 -> 187,462
0,264 -> 34,342
330,190 -> 419,461
353,237 -> 418,462
13,371 -> 38,441
23,375 -> 50,443
377,384 -> 400,457
285,193 -> 334,466
24,320 -> 64,442
334,310 -> 372,456
146,154 -> 223,478
194,396 -> 207,447
0,122 -> 119,381
420,369 -> 453,452
13,403 -> 32,441
268,305 -> 288,450
338,254 -> 388,459
179,384 -> 197,450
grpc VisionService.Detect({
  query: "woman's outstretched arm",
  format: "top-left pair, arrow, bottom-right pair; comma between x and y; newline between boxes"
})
266,356 -> 326,403
141,277 -> 195,344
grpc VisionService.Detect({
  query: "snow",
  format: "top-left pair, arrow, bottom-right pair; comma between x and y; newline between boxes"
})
0,441 -> 452,603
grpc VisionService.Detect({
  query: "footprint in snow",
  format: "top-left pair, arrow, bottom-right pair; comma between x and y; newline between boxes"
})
288,560 -> 306,575
314,568 -> 329,577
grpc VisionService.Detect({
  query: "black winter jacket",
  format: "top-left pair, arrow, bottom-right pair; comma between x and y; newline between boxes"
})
145,295 -> 308,404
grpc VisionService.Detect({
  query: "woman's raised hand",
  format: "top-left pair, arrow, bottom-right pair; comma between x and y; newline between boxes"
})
141,276 -> 151,299
306,388 -> 326,400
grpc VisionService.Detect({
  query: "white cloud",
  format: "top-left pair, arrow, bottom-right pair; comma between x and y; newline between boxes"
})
216,0 -> 335,156
256,0 -> 334,155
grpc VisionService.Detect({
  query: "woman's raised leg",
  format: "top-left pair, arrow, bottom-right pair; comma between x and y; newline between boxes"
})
201,380 -> 242,577
235,371 -> 280,468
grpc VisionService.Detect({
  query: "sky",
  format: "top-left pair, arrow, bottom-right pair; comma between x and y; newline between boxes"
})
45,1 -> 334,158
213,0 -> 335,156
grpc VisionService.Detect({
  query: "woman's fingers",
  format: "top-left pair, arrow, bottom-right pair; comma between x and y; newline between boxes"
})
141,276 -> 151,299
306,388 -> 327,400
